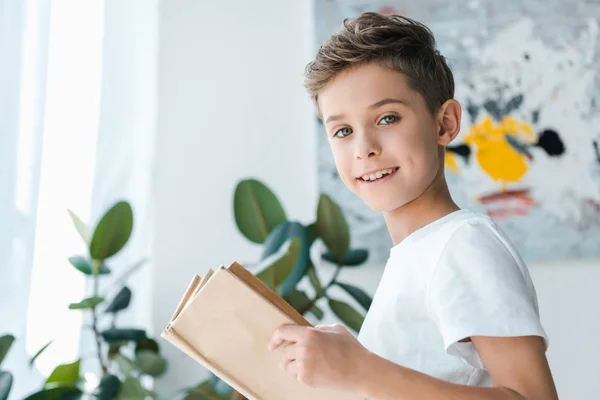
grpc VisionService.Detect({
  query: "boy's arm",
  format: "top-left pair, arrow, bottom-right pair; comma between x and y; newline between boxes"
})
268,325 -> 558,400
358,335 -> 558,400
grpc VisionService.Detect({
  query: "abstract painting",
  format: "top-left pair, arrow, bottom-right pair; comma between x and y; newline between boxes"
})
315,0 -> 600,263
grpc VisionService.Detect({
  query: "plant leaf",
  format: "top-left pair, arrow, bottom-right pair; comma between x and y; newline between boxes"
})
0,371 -> 12,400
256,237 -> 301,291
135,338 -> 159,355
283,290 -> 311,313
335,282 -> 373,311
328,298 -> 364,333
259,221 -> 310,296
233,179 -> 287,244
68,209 -> 91,245
113,354 -> 137,377
23,385 -> 81,400
316,194 -> 349,263
0,335 -> 15,366
117,377 -> 145,400
93,374 -> 122,400
68,255 -> 110,275
105,287 -> 132,313
90,201 -> 134,261
101,329 -> 146,343
322,249 -> 368,267
306,222 -> 318,245
184,381 -> 230,400
68,296 -> 104,310
135,350 -> 167,377
310,305 -> 324,320
306,264 -> 324,297
45,360 -> 80,387
29,340 -> 53,367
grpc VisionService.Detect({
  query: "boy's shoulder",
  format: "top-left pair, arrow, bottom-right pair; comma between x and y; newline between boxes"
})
393,209 -> 519,265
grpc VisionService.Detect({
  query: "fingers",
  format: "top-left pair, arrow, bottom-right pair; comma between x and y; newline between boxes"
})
267,324 -> 308,351
315,323 -> 345,332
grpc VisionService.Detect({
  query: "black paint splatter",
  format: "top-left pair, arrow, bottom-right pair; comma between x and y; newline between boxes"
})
447,144 -> 471,163
505,94 -> 524,114
535,129 -> 565,156
524,53 -> 530,61
532,109 -> 540,124
594,141 -> 600,164
483,100 -> 503,121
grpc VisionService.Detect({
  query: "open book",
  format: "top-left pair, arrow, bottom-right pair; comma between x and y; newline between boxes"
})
161,262 -> 365,400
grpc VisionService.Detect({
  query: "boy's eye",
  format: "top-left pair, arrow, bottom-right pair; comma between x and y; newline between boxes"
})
334,127 -> 353,138
379,115 -> 399,125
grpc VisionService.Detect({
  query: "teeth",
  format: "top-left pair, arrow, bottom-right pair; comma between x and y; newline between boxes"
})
361,168 -> 395,181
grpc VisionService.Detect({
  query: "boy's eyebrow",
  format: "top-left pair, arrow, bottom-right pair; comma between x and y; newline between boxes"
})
369,97 -> 410,109
325,97 -> 410,124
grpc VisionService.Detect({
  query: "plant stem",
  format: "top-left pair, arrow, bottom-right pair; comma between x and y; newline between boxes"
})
92,259 -> 108,374
300,265 -> 341,315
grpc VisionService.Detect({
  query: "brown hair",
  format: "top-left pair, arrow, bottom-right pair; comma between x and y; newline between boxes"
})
305,12 -> 454,116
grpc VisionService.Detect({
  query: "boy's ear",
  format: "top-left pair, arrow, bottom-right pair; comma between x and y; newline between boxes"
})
437,99 -> 461,146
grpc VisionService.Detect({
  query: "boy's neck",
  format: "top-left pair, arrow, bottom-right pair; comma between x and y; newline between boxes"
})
383,177 -> 459,246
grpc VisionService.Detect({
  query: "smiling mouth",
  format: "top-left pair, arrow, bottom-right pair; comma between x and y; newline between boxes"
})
357,167 -> 399,182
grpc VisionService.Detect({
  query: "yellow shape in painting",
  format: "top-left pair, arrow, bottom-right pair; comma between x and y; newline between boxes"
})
464,115 -> 536,189
445,151 -> 460,174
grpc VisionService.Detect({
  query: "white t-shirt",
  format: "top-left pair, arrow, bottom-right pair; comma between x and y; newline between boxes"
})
357,209 -> 548,387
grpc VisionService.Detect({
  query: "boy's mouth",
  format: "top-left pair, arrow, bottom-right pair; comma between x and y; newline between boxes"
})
357,167 -> 399,183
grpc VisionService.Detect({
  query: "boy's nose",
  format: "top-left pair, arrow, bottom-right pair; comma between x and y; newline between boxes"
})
355,132 -> 382,159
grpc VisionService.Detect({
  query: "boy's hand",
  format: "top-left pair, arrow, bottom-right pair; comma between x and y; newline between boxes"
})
267,323 -> 370,392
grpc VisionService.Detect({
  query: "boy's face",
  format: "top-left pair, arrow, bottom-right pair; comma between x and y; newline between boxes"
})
318,62 -> 457,212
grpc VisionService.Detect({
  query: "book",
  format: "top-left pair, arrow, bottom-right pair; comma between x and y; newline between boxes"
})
161,261 -> 365,400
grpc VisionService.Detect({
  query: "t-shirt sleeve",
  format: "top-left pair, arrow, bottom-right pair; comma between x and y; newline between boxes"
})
427,220 -> 548,369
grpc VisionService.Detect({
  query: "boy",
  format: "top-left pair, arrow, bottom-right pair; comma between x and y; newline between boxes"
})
267,12 -> 559,400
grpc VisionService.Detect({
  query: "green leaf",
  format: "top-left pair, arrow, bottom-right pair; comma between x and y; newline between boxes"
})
335,282 -> 372,311
0,335 -> 15,366
23,385 -> 81,400
45,360 -> 80,387
328,298 -> 364,333
135,350 -> 167,377
29,340 -> 53,367
113,354 -> 137,377
101,328 -> 146,343
105,287 -> 132,313
90,201 -> 134,261
283,290 -> 312,313
310,304 -> 324,320
306,222 -> 318,245
68,296 -> 104,310
233,179 -> 287,244
117,377 -> 145,400
184,381 -> 230,400
306,264 -> 324,297
68,209 -> 91,245
256,237 -> 301,291
259,221 -> 310,296
68,255 -> 110,275
0,371 -> 12,400
322,249 -> 368,266
94,374 -> 122,400
135,338 -> 159,355
316,194 -> 349,263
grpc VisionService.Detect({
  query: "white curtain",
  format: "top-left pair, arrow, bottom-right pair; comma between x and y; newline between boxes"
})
0,0 -> 157,398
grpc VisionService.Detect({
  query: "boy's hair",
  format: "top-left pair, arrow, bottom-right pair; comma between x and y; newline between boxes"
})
305,12 -> 454,116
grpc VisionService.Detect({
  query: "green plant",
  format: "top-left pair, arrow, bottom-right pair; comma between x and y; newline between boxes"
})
22,201 -> 168,399
204,178 -> 373,399
0,334 -> 15,400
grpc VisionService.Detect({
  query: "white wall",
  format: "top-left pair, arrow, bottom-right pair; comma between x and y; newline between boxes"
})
152,0 -> 317,393
153,1 -> 600,398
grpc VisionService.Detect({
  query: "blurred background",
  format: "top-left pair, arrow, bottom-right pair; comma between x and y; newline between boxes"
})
1,0 -> 599,399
